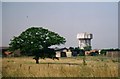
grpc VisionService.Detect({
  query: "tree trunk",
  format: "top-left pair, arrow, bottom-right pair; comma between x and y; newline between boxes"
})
33,56 -> 39,64
36,59 -> 39,64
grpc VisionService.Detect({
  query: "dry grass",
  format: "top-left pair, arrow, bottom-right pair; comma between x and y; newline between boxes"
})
0,57 -> 2,78
1,56 -> 119,77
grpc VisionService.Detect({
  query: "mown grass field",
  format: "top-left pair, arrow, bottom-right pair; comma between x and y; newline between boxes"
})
1,56 -> 119,77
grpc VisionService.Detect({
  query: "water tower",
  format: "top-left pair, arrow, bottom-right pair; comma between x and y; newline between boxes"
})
77,32 -> 93,49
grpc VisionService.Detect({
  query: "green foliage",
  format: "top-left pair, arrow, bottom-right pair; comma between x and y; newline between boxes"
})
100,48 -> 120,55
74,47 -> 85,56
100,50 -> 106,55
9,27 -> 66,55
69,47 -> 74,51
83,46 -> 92,51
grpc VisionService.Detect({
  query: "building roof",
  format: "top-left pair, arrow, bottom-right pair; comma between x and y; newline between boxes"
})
55,48 -> 68,51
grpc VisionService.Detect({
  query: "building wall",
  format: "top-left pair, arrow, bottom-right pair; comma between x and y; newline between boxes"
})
56,52 -> 61,57
66,51 -> 72,57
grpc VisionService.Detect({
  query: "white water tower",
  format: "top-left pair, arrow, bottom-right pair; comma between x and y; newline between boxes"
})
77,32 -> 93,49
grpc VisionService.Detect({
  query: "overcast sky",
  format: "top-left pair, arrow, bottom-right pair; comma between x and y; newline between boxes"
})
2,2 -> 118,49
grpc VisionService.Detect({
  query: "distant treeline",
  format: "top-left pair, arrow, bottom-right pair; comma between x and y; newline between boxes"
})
100,48 -> 120,55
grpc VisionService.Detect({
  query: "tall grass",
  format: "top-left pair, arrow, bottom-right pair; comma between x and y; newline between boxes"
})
2,56 -> 119,77
0,57 -> 2,78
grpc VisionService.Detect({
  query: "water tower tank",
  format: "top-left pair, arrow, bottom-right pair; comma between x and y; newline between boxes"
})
77,32 -> 93,49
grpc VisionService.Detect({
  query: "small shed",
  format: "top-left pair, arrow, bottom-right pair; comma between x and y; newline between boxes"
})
66,50 -> 72,57
55,48 -> 68,57
56,51 -> 61,57
61,52 -> 67,57
55,48 -> 72,57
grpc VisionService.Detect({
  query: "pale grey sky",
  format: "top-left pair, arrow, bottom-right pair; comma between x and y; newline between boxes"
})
0,1 -> 2,47
118,2 -> 120,48
2,2 -> 118,49
1,0 -> 119,2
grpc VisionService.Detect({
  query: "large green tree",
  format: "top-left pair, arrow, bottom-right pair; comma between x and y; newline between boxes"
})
9,27 -> 66,63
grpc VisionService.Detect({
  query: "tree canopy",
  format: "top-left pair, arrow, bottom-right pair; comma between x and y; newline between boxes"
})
9,27 -> 66,55
83,46 -> 92,51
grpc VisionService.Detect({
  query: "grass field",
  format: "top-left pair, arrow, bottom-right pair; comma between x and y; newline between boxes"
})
1,56 -> 119,77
